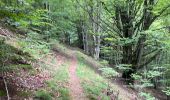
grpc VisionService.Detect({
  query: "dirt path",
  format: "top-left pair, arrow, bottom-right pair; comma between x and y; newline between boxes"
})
68,54 -> 87,100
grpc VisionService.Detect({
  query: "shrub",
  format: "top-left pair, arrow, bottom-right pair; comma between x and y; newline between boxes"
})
35,90 -> 52,100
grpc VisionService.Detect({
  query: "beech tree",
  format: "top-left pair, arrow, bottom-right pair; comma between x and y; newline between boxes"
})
100,0 -> 170,82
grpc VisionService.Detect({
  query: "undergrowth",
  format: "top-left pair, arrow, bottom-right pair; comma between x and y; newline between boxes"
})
17,32 -> 51,59
0,37 -> 33,72
35,89 -> 52,100
0,35 -> 35,98
43,56 -> 70,100
0,90 -> 6,96
76,55 -> 110,100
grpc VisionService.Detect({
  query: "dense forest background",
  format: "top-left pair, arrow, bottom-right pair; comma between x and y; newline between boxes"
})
0,0 -> 170,100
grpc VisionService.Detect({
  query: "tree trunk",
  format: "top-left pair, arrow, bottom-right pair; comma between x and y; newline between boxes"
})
76,20 -> 84,49
82,24 -> 89,54
91,1 -> 101,60
93,35 -> 101,60
119,0 -> 160,84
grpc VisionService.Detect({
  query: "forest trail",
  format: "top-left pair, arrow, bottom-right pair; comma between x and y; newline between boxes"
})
0,27 -> 163,99
68,52 -> 87,100
66,50 -> 137,100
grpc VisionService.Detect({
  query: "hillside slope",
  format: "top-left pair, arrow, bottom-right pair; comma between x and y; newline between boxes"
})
0,27 -> 138,100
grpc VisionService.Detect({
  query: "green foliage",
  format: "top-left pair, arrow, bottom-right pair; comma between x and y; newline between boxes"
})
18,91 -> 32,97
77,59 -> 110,100
0,64 -> 32,72
163,87 -> 170,96
0,37 -> 12,63
0,37 -> 32,72
131,69 -> 163,99
131,73 -> 142,80
117,37 -> 139,46
132,70 -> 162,89
99,60 -> 109,66
18,31 -> 50,59
139,92 -> 156,100
116,64 -> 132,71
153,0 -> 170,15
0,90 -> 6,96
146,70 -> 162,79
99,67 -> 118,79
0,0 -> 170,99
46,80 -> 57,91
44,58 -> 70,100
0,0 -> 52,35
35,90 -> 52,100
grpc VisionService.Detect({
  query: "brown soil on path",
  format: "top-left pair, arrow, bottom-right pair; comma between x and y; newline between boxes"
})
68,53 -> 87,100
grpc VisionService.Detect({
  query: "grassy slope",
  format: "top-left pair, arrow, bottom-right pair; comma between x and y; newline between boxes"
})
75,51 -> 134,100
44,57 -> 70,100
0,32 -> 72,99
54,43 -> 134,100
1,30 -> 135,100
76,57 -> 110,100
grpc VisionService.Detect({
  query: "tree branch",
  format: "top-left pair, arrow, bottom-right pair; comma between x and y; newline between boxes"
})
139,50 -> 161,68
75,0 -> 123,37
142,49 -> 159,57
150,26 -> 170,31
151,4 -> 170,23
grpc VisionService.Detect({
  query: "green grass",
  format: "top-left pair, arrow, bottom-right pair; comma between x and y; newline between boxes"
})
45,62 -> 70,100
0,90 -> 6,96
18,91 -> 32,97
35,89 -> 52,100
17,38 -> 50,59
1,35 -> 119,100
76,56 -> 110,100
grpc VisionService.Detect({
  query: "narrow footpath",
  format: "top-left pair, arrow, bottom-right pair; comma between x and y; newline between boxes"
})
68,54 -> 87,100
